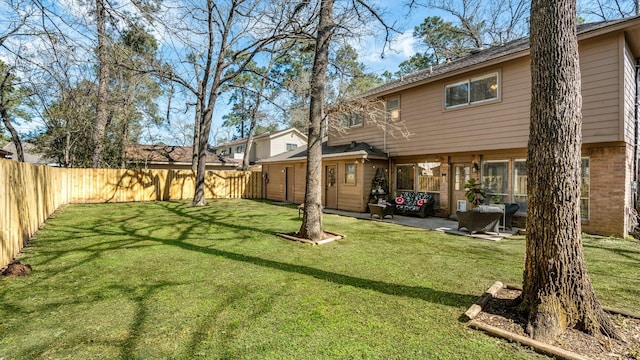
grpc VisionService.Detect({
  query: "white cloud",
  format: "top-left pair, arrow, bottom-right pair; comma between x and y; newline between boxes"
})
389,30 -> 418,58
351,29 -> 418,75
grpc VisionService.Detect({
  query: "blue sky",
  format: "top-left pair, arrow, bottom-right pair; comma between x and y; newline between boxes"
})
354,3 -> 436,76
4,2 -> 443,144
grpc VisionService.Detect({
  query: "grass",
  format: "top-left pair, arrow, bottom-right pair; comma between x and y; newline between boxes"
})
1,199 -> 638,359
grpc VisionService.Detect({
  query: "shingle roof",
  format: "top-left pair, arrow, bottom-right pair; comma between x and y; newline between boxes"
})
125,144 -> 240,165
361,16 -> 639,98
258,141 -> 387,163
1,142 -> 54,164
213,128 -> 307,148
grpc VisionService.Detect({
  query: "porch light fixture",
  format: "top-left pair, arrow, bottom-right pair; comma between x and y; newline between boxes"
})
472,162 -> 479,173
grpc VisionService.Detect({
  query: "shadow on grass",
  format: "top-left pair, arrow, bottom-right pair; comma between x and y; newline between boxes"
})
583,242 -> 640,263
153,236 -> 477,308
3,200 -> 479,358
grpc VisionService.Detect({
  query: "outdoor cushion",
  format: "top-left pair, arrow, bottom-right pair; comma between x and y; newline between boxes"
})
394,191 -> 436,218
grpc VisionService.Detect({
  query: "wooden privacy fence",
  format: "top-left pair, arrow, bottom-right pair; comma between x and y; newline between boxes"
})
0,159 -> 262,269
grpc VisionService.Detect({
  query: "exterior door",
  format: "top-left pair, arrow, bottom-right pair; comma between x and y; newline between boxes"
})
450,164 -> 471,216
325,165 -> 337,209
286,167 -> 295,203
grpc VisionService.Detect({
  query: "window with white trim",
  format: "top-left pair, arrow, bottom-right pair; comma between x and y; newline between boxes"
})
445,72 -> 498,109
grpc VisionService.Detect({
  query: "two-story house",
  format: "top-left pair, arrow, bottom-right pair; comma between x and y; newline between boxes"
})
213,128 -> 307,164
260,16 -> 640,237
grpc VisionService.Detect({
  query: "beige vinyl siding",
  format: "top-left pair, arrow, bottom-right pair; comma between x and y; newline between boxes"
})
330,33 -> 625,155
623,42 -> 637,145
264,164 -> 287,201
581,33 -> 621,142
268,132 -> 307,158
255,140 -> 271,162
335,161 -> 366,211
294,162 -> 306,203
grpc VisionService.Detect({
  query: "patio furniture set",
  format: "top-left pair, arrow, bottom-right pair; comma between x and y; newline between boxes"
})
368,191 -> 436,219
368,191 -> 519,235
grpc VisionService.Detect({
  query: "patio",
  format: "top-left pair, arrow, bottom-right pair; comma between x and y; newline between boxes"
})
321,208 -> 520,241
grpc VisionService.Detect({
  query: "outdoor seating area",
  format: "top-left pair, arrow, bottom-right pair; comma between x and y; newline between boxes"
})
393,191 -> 436,218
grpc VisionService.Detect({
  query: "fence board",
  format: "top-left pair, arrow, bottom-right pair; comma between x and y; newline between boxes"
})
0,159 -> 262,269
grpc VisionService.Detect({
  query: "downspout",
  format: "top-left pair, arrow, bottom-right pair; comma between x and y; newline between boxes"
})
629,60 -> 640,237
634,60 -> 639,212
383,98 -> 391,196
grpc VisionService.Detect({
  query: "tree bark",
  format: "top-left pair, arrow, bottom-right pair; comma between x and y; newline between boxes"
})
298,0 -> 333,241
0,107 -> 24,162
522,0 -> 618,342
242,114 -> 256,171
92,0 -> 110,168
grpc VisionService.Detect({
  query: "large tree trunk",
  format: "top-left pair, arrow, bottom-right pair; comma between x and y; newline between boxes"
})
92,0 -> 110,168
1,107 -> 24,162
298,0 -> 333,241
192,86 -> 203,172
192,103 -> 215,206
522,0 -> 617,342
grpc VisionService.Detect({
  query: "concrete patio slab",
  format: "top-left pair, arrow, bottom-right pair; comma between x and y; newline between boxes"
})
321,208 -> 518,241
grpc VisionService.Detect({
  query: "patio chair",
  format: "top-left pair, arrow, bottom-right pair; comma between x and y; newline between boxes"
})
500,203 -> 520,230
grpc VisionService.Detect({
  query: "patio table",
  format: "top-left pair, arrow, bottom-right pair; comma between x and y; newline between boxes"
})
368,203 -> 395,219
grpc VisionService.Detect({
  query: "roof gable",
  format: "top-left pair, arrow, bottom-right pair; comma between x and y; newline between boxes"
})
258,141 -> 387,163
213,128 -> 308,149
362,16 -> 640,98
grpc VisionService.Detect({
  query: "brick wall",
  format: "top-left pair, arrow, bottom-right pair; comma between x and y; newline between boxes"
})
582,145 -> 630,237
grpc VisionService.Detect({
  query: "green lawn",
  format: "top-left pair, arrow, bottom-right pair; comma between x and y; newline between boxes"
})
1,200 -> 638,359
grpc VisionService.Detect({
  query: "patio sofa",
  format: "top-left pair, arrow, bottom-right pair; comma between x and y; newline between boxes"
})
393,191 -> 436,218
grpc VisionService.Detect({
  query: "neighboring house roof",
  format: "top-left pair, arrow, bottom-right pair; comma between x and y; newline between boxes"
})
361,16 -> 640,98
258,141 -> 387,163
2,142 -> 55,164
214,128 -> 308,149
0,148 -> 11,158
125,144 -> 240,167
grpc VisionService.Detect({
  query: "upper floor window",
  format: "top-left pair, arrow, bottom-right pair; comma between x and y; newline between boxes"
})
386,97 -> 400,121
445,72 -> 498,109
286,143 -> 298,151
342,113 -> 363,128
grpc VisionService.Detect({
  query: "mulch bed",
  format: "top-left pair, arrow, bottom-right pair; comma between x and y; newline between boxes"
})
1,261 -> 32,277
472,286 -> 640,359
277,231 -> 344,245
